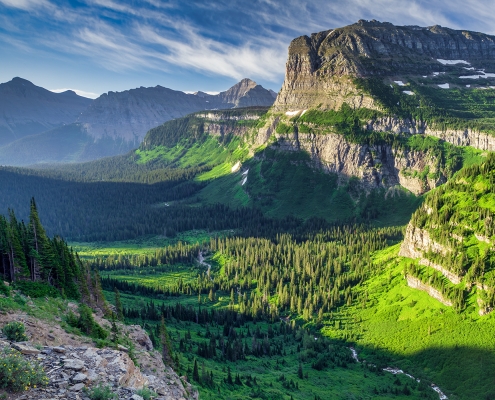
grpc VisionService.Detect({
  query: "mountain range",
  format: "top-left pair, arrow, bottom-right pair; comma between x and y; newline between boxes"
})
1,19 -> 495,400
0,77 -> 276,166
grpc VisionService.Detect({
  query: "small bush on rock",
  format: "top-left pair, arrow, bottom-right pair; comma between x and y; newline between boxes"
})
136,387 -> 157,400
0,347 -> 48,392
2,322 -> 28,342
86,383 -> 117,400
66,305 -> 108,340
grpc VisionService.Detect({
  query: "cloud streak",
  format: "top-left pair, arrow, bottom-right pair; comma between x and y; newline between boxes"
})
50,88 -> 100,99
2,0 -> 495,94
0,0 -> 50,10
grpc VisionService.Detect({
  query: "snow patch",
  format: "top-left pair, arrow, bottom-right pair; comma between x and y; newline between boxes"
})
285,110 -> 300,116
403,91 -> 415,95
460,71 -> 495,79
463,67 -> 475,70
241,177 -> 247,186
300,109 -> 307,116
242,169 -> 249,176
433,72 -> 440,76
437,83 -> 450,89
466,85 -> 471,88
231,161 -> 241,173
437,59 -> 470,65
394,80 -> 406,86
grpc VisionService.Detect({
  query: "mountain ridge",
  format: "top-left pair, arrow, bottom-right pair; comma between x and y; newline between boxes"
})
0,77 -> 92,146
0,78 -> 276,166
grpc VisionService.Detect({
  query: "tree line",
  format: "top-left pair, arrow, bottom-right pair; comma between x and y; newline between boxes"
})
0,199 -> 105,308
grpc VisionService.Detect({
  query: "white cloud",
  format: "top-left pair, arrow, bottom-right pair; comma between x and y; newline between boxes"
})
138,25 -> 287,81
50,88 -> 100,99
0,0 -> 50,10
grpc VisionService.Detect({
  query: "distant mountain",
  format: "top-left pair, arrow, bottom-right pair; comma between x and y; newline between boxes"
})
0,78 -> 276,166
77,78 -> 275,143
0,77 -> 92,146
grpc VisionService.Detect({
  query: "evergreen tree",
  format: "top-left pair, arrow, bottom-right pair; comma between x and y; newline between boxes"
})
193,359 -> 200,382
114,287 -> 124,321
159,315 -> 174,365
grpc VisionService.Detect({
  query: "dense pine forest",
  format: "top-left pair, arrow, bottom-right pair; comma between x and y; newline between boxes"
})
0,199 -> 105,307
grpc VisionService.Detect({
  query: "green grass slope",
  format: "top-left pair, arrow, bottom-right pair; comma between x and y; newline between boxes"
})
325,244 -> 495,400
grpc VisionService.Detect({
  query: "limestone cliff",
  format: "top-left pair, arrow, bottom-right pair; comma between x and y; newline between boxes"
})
253,129 -> 444,195
273,20 -> 495,112
366,117 -> 495,152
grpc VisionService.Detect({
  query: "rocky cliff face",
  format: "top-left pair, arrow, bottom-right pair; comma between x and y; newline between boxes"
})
399,223 -> 449,259
367,117 -> 495,152
406,275 -> 452,306
273,20 -> 495,112
0,77 -> 92,146
253,129 -> 444,194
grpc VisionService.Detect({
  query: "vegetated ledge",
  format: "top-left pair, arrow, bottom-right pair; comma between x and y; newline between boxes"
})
366,116 -> 495,152
400,220 -> 495,314
405,275 -> 453,306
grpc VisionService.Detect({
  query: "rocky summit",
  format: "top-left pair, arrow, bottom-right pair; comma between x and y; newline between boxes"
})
274,20 -> 495,111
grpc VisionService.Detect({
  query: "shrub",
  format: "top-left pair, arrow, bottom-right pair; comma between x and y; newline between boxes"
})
0,282 -> 10,297
2,322 -> 28,342
66,305 -> 108,340
136,387 -> 157,400
0,347 -> 48,392
85,383 -> 117,400
13,281 -> 59,298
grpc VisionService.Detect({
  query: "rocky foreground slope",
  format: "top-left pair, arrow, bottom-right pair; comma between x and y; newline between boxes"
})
0,304 -> 197,400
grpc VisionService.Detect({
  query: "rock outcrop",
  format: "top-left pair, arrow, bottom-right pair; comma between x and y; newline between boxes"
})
0,311 -> 197,400
367,117 -> 495,152
399,223 -> 449,259
406,275 -> 453,306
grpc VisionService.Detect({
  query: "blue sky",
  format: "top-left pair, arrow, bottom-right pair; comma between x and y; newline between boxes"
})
1,0 -> 494,98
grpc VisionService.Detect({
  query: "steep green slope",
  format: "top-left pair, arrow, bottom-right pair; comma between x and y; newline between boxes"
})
399,154 -> 495,315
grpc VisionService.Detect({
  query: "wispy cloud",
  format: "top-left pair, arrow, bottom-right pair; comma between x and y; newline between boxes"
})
0,0 -> 50,10
50,88 -> 100,99
2,0 -> 495,94
138,25 -> 287,81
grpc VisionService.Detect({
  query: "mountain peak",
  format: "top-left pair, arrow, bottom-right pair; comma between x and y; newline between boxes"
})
9,77 -> 35,87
